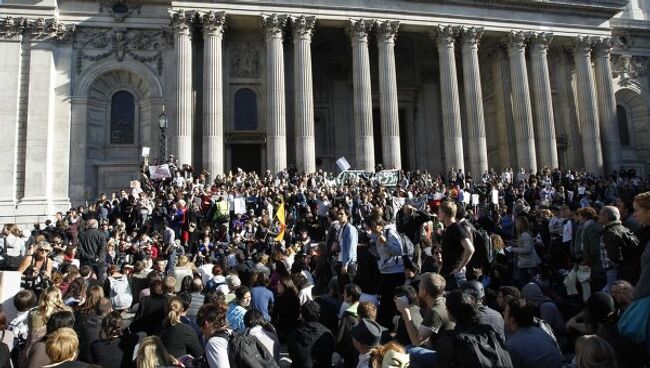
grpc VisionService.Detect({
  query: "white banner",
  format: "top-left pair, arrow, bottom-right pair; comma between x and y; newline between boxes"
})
234,197 -> 247,215
336,156 -> 351,172
149,164 -> 172,179
374,169 -> 400,187
471,194 -> 480,206
491,189 -> 499,205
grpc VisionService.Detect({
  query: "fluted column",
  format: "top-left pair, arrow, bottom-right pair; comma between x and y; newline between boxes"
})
529,32 -> 559,169
593,38 -> 621,173
347,19 -> 375,171
376,20 -> 401,170
202,11 -> 226,179
506,31 -> 537,172
461,27 -> 488,176
170,10 -> 193,166
434,25 -> 464,172
292,15 -> 316,173
572,36 -> 604,174
263,14 -> 288,174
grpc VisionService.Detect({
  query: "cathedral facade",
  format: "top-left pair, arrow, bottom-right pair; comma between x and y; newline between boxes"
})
0,0 -> 649,223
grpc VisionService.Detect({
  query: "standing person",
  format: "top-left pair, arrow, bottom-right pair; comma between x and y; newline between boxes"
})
78,219 -> 107,284
3,224 -> 27,270
366,214 -> 406,328
510,216 -> 541,286
631,191 -> 650,355
577,207 -> 605,291
335,208 -> 358,289
599,206 -> 638,290
437,202 -> 475,290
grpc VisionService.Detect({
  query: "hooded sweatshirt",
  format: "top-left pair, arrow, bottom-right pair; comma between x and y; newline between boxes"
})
287,321 -> 335,368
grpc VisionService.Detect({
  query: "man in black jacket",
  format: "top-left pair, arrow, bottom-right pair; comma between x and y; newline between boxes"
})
78,219 -> 107,283
287,300 -> 335,368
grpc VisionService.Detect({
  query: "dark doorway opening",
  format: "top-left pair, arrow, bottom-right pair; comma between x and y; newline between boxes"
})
399,108 -> 409,171
230,144 -> 261,173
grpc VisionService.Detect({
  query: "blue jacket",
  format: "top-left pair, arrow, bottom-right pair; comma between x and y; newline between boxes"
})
340,222 -> 358,267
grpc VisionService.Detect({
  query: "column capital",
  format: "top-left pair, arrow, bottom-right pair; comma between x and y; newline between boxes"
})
461,26 -> 483,49
433,25 -> 460,48
26,18 -> 75,43
572,35 -> 594,57
169,10 -> 193,35
262,14 -> 288,39
291,15 -> 316,41
201,11 -> 226,37
530,32 -> 553,52
592,37 -> 615,58
0,16 -> 27,40
504,30 -> 530,51
376,20 -> 399,44
346,18 -> 374,43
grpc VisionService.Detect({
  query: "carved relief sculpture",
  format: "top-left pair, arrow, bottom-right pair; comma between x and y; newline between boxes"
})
230,42 -> 261,78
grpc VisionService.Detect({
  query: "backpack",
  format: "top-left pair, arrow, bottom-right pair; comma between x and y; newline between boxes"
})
532,317 -> 559,349
194,331 -> 280,368
448,324 -> 513,368
386,229 -> 415,264
108,275 -> 133,310
470,228 -> 493,270
205,279 -> 227,293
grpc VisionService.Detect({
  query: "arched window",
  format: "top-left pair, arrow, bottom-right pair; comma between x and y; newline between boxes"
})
616,104 -> 631,146
234,88 -> 258,131
110,91 -> 136,144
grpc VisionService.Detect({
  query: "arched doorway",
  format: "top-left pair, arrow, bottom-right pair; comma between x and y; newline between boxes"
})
615,88 -> 650,176
70,62 -> 163,204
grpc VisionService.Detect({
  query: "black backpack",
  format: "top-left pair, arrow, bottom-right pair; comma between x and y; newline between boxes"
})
448,324 -> 513,368
196,331 -> 279,368
470,228 -> 493,270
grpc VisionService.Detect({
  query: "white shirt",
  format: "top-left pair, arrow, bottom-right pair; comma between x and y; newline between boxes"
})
206,334 -> 230,368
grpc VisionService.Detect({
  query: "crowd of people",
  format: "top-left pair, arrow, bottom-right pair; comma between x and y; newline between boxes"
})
0,158 -> 649,368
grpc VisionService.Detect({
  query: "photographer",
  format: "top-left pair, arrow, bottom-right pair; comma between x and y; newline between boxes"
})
18,242 -> 53,295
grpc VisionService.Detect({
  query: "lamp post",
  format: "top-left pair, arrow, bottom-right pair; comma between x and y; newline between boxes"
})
159,105 -> 168,163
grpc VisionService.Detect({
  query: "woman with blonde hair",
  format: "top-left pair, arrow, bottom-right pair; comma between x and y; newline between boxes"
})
575,335 -> 617,368
159,296 -> 203,359
26,286 -> 70,355
19,241 -> 54,293
41,327 -> 80,367
135,336 -> 180,368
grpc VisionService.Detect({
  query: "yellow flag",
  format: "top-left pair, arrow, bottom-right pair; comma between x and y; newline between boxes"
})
275,200 -> 286,241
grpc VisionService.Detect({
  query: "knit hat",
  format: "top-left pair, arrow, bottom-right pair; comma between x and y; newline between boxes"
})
351,318 -> 382,348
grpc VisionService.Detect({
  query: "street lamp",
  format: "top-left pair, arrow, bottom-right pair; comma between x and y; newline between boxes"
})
159,105 -> 168,162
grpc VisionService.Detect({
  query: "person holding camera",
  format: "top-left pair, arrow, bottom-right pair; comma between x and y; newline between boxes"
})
18,242 -> 53,294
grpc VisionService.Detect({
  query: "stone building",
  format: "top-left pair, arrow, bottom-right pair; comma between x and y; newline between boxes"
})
0,0 -> 649,223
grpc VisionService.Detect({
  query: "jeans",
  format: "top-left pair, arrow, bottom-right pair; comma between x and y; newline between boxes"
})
603,268 -> 618,293
408,346 -> 438,368
446,269 -> 467,290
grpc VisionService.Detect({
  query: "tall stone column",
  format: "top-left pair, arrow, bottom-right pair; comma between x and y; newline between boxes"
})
506,31 -> 537,172
347,19 -> 375,172
593,38 -> 621,173
434,25 -> 464,172
461,27 -> 488,176
0,17 -> 24,215
170,10 -> 193,166
292,15 -> 316,173
202,11 -> 226,179
572,36 -> 604,174
376,20 -> 401,170
529,32 -> 559,169
263,14 -> 288,174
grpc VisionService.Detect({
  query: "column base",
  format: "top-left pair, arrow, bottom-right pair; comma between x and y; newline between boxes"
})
13,198 -> 72,228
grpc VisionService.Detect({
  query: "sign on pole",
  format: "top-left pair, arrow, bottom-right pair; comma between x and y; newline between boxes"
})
336,156 -> 351,172
149,164 -> 172,179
